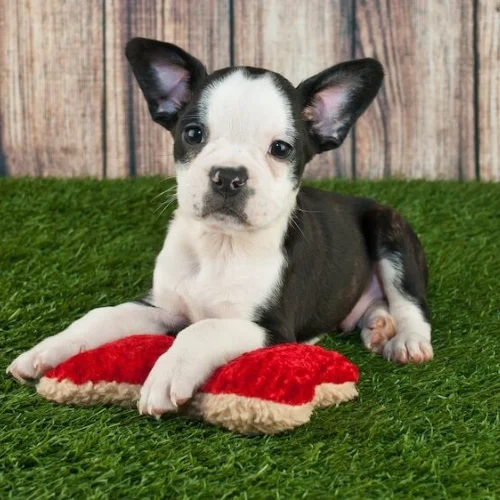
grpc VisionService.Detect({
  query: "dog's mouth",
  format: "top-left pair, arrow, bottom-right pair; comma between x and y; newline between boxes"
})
201,203 -> 249,225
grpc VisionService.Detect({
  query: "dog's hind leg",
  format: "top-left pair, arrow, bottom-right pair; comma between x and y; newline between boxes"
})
362,205 -> 433,364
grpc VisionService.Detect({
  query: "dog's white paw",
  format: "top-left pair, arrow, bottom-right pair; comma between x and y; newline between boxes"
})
7,336 -> 86,383
382,333 -> 433,364
138,346 -> 209,417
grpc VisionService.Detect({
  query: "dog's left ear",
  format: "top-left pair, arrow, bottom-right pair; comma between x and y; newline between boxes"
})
297,59 -> 383,152
125,38 -> 207,132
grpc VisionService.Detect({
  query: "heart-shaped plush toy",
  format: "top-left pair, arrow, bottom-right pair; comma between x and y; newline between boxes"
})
36,335 -> 359,434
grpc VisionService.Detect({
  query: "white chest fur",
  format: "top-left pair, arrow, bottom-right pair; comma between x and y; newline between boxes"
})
152,212 -> 287,323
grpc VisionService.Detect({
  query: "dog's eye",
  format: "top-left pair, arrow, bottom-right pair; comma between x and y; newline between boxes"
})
183,125 -> 204,145
269,140 -> 293,159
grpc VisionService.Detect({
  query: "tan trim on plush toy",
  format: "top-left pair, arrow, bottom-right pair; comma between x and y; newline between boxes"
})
188,382 -> 358,434
37,378 -> 357,435
37,378 -> 141,407
37,378 -> 313,434
187,393 -> 314,434
313,382 -> 358,408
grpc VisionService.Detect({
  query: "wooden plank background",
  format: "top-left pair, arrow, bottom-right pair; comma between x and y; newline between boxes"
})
0,0 -> 498,180
0,0 -> 104,177
355,0 -> 475,179
233,0 -> 354,179
478,0 -> 500,181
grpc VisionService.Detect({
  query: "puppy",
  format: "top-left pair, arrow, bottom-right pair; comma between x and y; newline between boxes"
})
8,38 -> 432,415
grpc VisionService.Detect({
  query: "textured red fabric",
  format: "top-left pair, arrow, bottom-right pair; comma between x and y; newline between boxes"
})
45,335 -> 174,385
44,335 -> 358,405
200,344 -> 358,405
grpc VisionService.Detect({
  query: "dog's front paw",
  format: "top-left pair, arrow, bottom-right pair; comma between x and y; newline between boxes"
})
382,333 -> 433,364
7,336 -> 85,383
137,347 -> 209,417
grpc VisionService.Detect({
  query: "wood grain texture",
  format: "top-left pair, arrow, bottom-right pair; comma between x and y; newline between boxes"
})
478,0 -> 500,181
355,0 -> 475,179
0,0 -> 495,181
233,0 -> 354,179
127,0 -> 230,177
0,0 -> 104,177
104,0 -> 131,178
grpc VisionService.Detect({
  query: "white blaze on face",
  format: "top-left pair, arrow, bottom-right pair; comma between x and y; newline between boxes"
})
204,70 -> 294,152
175,69 -> 299,230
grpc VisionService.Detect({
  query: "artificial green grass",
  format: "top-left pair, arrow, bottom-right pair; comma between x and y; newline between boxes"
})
1,178 -> 499,499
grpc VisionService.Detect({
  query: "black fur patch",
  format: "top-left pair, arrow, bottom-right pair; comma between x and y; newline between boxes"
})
257,186 -> 375,344
257,187 -> 430,343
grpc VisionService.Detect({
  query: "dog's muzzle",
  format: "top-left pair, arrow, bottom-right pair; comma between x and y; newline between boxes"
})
202,166 -> 250,223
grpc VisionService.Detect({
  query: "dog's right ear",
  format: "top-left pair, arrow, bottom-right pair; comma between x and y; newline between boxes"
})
125,38 -> 207,132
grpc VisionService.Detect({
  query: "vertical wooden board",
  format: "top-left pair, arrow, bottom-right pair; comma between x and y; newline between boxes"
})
478,0 -> 500,181
233,0 -> 354,179
0,0 -> 104,177
355,0 -> 475,179
128,0 -> 230,177
104,0 -> 131,178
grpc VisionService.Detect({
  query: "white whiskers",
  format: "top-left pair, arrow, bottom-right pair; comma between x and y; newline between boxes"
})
153,181 -> 178,217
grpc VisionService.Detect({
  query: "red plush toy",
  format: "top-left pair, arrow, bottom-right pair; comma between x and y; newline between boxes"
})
36,335 -> 359,434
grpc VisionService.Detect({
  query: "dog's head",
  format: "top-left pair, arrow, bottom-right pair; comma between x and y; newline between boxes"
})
126,38 -> 383,231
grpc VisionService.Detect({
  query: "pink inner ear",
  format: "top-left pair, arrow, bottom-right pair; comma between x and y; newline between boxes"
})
304,84 -> 351,137
154,63 -> 190,108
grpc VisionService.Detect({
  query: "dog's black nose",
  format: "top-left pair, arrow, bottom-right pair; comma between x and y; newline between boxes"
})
210,167 -> 248,196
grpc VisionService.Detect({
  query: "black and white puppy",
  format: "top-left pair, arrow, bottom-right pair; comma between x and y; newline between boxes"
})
8,39 -> 432,415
